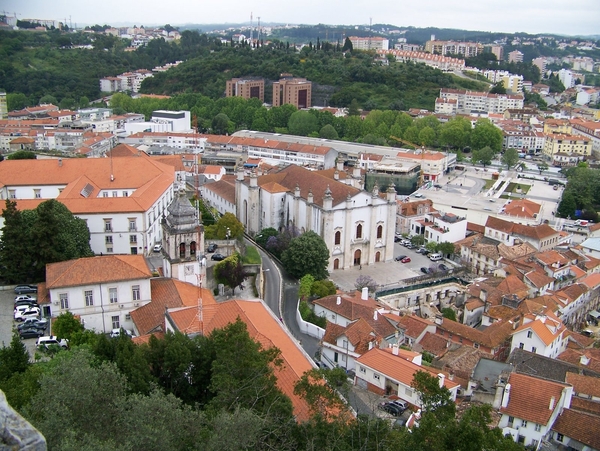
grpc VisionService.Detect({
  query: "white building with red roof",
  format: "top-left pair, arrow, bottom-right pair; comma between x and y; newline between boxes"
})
0,144 -> 175,255
510,308 -> 568,358
355,347 -> 459,405
498,372 -> 572,448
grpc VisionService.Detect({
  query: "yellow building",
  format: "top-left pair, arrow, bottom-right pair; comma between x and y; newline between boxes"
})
543,133 -> 591,166
543,119 -> 572,135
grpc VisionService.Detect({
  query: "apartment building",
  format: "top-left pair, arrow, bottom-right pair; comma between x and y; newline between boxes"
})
542,134 -> 592,165
437,88 -> 524,114
0,91 -> 6,120
571,120 -> 600,159
507,50 -> 523,63
272,75 -> 312,109
348,36 -> 389,51
225,78 -> 265,102
425,39 -> 483,57
379,49 -> 465,72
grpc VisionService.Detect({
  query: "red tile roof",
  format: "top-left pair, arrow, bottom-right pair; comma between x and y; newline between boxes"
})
565,372 -> 600,398
46,255 -> 152,288
397,314 -> 434,339
551,409 -> 600,449
500,372 -> 567,424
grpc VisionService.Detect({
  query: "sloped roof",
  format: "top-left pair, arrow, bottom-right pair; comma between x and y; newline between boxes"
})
551,409 -> 600,450
500,372 -> 567,425
418,332 -> 449,357
438,317 -> 513,349
203,176 -> 236,204
512,315 -> 564,346
508,348 -> 600,382
46,255 -> 152,288
397,314 -> 434,339
565,372 -> 600,398
558,348 -> 600,373
357,347 -> 459,391
203,299 -> 314,422
503,199 -> 541,219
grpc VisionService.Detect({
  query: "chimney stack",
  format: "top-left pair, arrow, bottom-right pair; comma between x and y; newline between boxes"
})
336,159 -> 344,171
501,383 -> 511,408
373,310 -> 378,321
58,158 -> 62,167
392,343 -> 399,355
334,170 -> 339,180
437,373 -> 445,388
336,296 -> 341,305
549,396 -> 555,411
361,287 -> 369,301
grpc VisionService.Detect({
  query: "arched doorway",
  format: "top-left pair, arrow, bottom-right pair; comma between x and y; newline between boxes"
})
333,258 -> 339,270
354,249 -> 361,266
375,251 -> 381,262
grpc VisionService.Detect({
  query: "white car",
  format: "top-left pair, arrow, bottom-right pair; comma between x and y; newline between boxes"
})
110,328 -> 135,338
153,243 -> 162,252
36,336 -> 68,349
15,295 -> 37,302
14,306 -> 41,322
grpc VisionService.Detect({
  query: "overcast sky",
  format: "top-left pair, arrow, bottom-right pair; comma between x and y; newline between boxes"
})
3,0 -> 599,36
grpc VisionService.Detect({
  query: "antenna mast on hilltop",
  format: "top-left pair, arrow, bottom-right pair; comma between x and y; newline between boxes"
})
249,12 -> 253,46
257,16 -> 261,44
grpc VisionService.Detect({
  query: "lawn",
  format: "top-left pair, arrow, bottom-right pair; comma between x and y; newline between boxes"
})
242,245 -> 261,265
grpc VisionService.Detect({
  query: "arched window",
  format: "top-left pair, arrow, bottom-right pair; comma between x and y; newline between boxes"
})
179,242 -> 186,258
190,241 -> 196,256
334,231 -> 341,245
356,224 -> 363,239
377,225 -> 383,239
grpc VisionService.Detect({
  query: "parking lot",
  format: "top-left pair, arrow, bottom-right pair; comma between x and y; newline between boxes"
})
0,287 -> 48,359
329,241 -> 456,292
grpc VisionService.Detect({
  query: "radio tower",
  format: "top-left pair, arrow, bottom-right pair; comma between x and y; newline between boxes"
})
257,17 -> 261,45
249,12 -> 253,46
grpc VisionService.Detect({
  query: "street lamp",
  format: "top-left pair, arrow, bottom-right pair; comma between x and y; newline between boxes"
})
226,228 -> 231,255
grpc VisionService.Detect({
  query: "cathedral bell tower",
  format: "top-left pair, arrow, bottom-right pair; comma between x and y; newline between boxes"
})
161,186 -> 205,286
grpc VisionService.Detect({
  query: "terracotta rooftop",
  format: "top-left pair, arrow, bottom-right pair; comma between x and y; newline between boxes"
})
397,314 -> 434,339
46,255 -> 152,288
551,409 -> 600,450
565,372 -> 600,399
500,372 -> 567,425
558,348 -> 600,373
438,317 -> 514,349
203,176 -> 236,204
417,332 -> 449,357
502,199 -> 541,219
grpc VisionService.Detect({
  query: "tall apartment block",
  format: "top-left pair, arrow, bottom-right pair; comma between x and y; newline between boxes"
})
425,38 -> 483,57
272,75 -> 312,109
225,78 -> 265,102
0,91 -> 6,120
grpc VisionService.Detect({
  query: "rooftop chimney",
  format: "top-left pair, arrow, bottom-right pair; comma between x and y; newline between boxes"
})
479,289 -> 488,302
549,396 -> 555,411
437,373 -> 445,388
580,354 -> 590,366
373,310 -> 378,321
334,170 -> 339,180
501,383 -> 511,408
336,296 -> 341,305
58,158 -> 62,167
361,287 -> 369,301
392,343 -> 399,355
336,159 -> 344,171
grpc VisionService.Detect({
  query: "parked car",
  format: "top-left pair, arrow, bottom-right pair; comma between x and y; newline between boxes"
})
439,264 -> 449,271
404,243 -> 414,249
14,299 -> 39,309
110,328 -> 135,338
36,336 -> 69,349
153,243 -> 162,252
15,306 -> 41,322
211,253 -> 225,261
17,317 -> 48,332
19,327 -> 44,340
15,295 -> 37,303
379,401 -> 405,417
417,247 -> 430,255
395,255 -> 407,262
401,257 -> 411,263
394,236 -> 402,243
421,267 -> 434,274
14,285 -> 37,295
207,243 -> 218,253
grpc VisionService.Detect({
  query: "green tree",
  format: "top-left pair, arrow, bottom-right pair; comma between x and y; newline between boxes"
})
39,94 -> 58,105
52,311 -> 84,340
437,241 -> 456,258
425,241 -> 438,253
0,200 -> 33,282
319,124 -> 339,140
411,370 -> 455,421
212,113 -> 231,135
298,274 -> 315,301
489,81 -> 506,94
281,231 -> 329,280
294,367 -> 349,421
472,146 -> 495,168
557,190 -> 576,218
6,150 -> 36,160
342,37 -> 353,52
418,126 -> 437,147
205,212 -> 244,240
501,148 -> 520,170
0,332 -> 30,382
537,161 -> 549,174
288,110 -> 319,136
411,234 -> 426,246
255,227 -> 278,248
471,119 -> 503,152
213,253 -> 248,294
441,308 -> 456,321
208,319 -> 294,420
439,116 -> 471,150
310,279 -> 337,298
347,99 -> 360,116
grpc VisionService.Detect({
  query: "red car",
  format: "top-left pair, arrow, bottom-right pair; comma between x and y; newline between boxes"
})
401,257 -> 411,263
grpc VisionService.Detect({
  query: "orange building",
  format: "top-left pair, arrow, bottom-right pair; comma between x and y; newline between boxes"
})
272,75 -> 312,109
225,78 -> 265,102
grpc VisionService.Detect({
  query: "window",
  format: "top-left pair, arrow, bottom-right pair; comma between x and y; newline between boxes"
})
508,416 -> 514,426
179,242 -> 186,258
112,191 -> 117,197
556,433 -> 563,442
373,373 -> 380,381
521,420 -> 528,428
84,290 -> 93,306
190,241 -> 196,256
377,225 -> 383,239
105,287 -> 117,304
125,313 -> 131,321
8,190 -> 15,199
129,219 -> 136,231
334,231 -> 341,245
527,330 -> 533,338
531,347 -> 537,353
112,315 -> 120,329
405,387 -> 413,397
105,236 -> 113,244
341,354 -> 347,363
474,343 -> 479,349
359,366 -> 366,374
129,235 -> 137,243
123,191 -> 129,197
104,220 -> 112,232
356,224 -> 363,239
34,189 -> 41,199
60,293 -> 69,309
519,342 -> 524,349
103,192 -> 109,198
534,424 -> 541,432
132,285 -> 140,301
